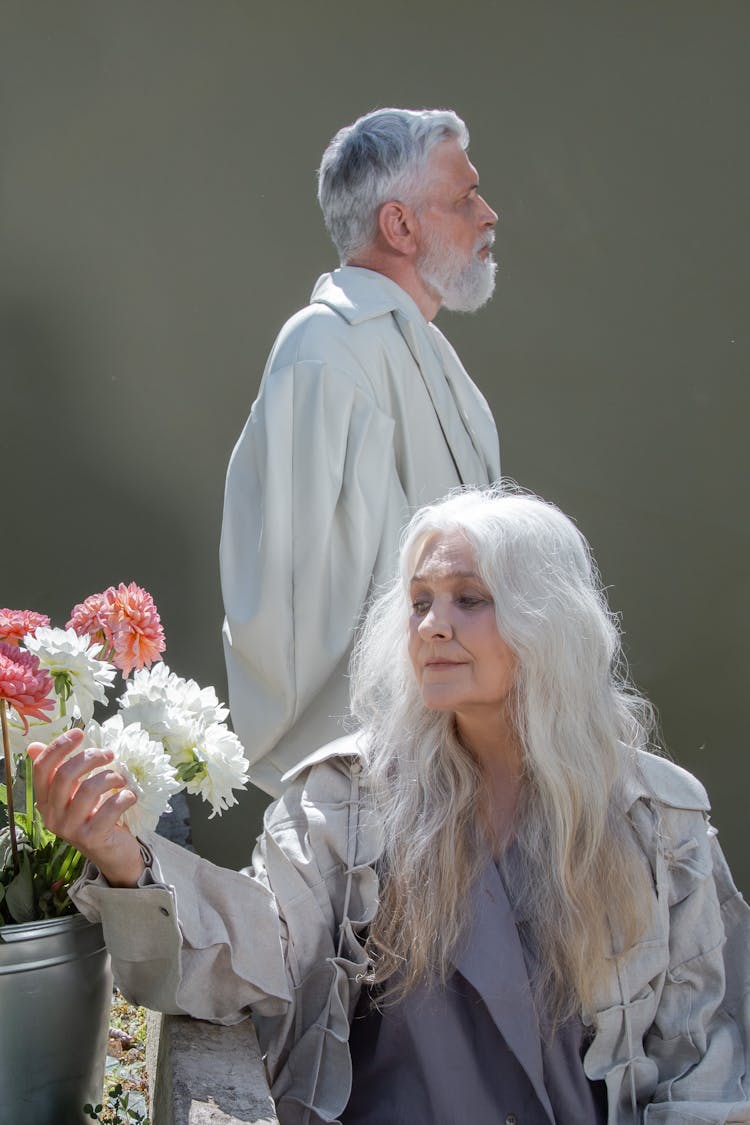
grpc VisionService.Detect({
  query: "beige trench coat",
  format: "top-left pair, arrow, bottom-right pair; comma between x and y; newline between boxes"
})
72,737 -> 750,1125
219,267 -> 500,794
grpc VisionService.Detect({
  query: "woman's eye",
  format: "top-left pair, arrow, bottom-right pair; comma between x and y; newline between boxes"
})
457,594 -> 486,608
412,599 -> 431,616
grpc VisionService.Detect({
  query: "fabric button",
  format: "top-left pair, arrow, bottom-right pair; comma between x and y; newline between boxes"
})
505,1115 -> 517,1125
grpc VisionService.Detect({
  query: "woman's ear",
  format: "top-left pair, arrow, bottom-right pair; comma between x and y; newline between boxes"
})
377,200 -> 419,257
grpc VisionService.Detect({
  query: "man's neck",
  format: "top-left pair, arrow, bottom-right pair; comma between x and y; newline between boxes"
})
345,253 -> 441,322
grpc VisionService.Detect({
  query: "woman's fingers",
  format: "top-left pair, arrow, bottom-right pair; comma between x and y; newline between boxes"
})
70,784 -> 138,853
28,730 -> 145,887
28,728 -> 94,799
28,729 -> 131,845
47,747 -> 118,806
28,725 -> 85,763
44,766 -> 127,840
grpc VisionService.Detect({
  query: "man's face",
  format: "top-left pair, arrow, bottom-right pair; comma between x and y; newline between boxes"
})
414,140 -> 498,313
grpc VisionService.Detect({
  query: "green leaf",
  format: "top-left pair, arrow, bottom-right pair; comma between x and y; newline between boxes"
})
5,854 -> 35,922
176,757 -> 204,784
53,671 -> 74,704
30,804 -> 56,850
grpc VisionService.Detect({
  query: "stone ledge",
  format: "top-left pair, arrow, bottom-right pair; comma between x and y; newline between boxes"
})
147,1010 -> 279,1125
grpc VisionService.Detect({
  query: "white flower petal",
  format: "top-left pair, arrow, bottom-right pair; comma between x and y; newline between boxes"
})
91,717 -> 181,835
183,723 -> 249,817
120,664 -> 228,727
25,627 -> 115,724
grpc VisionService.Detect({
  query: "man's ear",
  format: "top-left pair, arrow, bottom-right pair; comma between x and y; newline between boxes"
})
377,200 -> 419,257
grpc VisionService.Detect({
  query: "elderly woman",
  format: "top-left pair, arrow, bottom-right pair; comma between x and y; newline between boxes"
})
32,488 -> 749,1125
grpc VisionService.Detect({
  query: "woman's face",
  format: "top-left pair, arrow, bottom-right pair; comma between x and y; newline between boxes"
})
407,531 -> 517,722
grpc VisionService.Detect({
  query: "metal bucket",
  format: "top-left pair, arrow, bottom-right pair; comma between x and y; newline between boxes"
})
0,912 -> 113,1124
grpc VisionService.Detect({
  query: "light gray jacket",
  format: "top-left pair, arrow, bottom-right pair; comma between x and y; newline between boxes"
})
220,266 -> 500,795
72,737 -> 750,1124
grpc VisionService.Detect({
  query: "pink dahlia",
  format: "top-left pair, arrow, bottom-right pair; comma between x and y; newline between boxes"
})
0,642 -> 55,731
67,590 -> 116,650
109,582 -> 165,678
0,609 -> 51,645
67,582 -> 165,678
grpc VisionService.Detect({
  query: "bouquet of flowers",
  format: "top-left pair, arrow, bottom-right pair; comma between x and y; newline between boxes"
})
0,583 -> 248,926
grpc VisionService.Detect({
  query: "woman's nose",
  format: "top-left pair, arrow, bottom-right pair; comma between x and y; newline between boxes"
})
418,607 -> 452,639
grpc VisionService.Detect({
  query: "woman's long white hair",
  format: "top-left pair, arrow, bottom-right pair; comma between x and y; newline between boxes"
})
350,484 -> 654,1023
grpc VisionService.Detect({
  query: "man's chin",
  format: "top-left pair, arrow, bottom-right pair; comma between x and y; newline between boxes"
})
441,266 -> 497,314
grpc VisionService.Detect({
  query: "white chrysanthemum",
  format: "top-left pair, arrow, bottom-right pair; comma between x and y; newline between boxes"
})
120,663 -> 228,724
6,692 -> 68,758
161,714 -> 203,769
25,627 -> 115,724
118,661 -> 173,709
118,663 -> 228,742
118,696 -> 173,744
113,664 -> 245,818
174,677 -> 228,727
84,715 -> 181,836
180,723 -> 249,818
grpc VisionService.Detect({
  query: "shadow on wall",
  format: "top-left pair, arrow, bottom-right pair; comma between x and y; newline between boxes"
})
2,283 -> 269,868
1,287 -> 192,665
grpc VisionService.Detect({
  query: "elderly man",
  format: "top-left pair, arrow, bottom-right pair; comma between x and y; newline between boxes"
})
221,107 -> 501,795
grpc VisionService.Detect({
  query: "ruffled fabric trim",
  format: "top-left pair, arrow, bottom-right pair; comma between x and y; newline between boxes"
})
261,756 -> 382,1124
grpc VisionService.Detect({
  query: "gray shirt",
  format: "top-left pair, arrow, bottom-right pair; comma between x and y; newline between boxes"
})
343,857 -> 607,1125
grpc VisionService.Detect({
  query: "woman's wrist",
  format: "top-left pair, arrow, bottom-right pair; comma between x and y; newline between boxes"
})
95,835 -> 147,888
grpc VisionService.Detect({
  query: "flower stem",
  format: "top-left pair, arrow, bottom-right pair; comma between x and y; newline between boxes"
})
0,700 -> 20,874
25,751 -> 34,839
56,844 -> 82,887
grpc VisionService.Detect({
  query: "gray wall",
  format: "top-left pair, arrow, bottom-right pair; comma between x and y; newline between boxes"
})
2,2 -> 748,889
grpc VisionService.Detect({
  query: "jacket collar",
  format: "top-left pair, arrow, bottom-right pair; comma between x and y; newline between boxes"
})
280,731 -> 367,785
619,748 -> 710,814
311,266 -> 428,327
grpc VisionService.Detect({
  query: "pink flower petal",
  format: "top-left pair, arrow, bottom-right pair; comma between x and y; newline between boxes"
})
0,609 -> 51,645
0,642 -> 55,731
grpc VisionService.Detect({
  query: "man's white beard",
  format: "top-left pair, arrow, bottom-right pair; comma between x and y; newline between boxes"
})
417,229 -> 497,313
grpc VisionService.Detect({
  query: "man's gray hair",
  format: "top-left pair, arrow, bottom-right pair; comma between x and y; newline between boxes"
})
317,107 -> 469,263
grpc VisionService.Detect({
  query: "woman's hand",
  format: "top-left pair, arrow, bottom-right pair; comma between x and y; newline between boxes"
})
28,728 -> 146,888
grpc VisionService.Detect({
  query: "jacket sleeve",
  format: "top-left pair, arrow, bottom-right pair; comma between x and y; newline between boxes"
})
642,812 -> 750,1123
69,832 -> 292,1025
220,359 -> 406,793
67,751 -> 378,1120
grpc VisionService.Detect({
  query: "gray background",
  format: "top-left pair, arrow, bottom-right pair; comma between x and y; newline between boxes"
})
2,2 -> 747,889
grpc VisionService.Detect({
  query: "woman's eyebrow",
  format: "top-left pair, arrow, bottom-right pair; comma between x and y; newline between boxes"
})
410,569 -> 479,585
